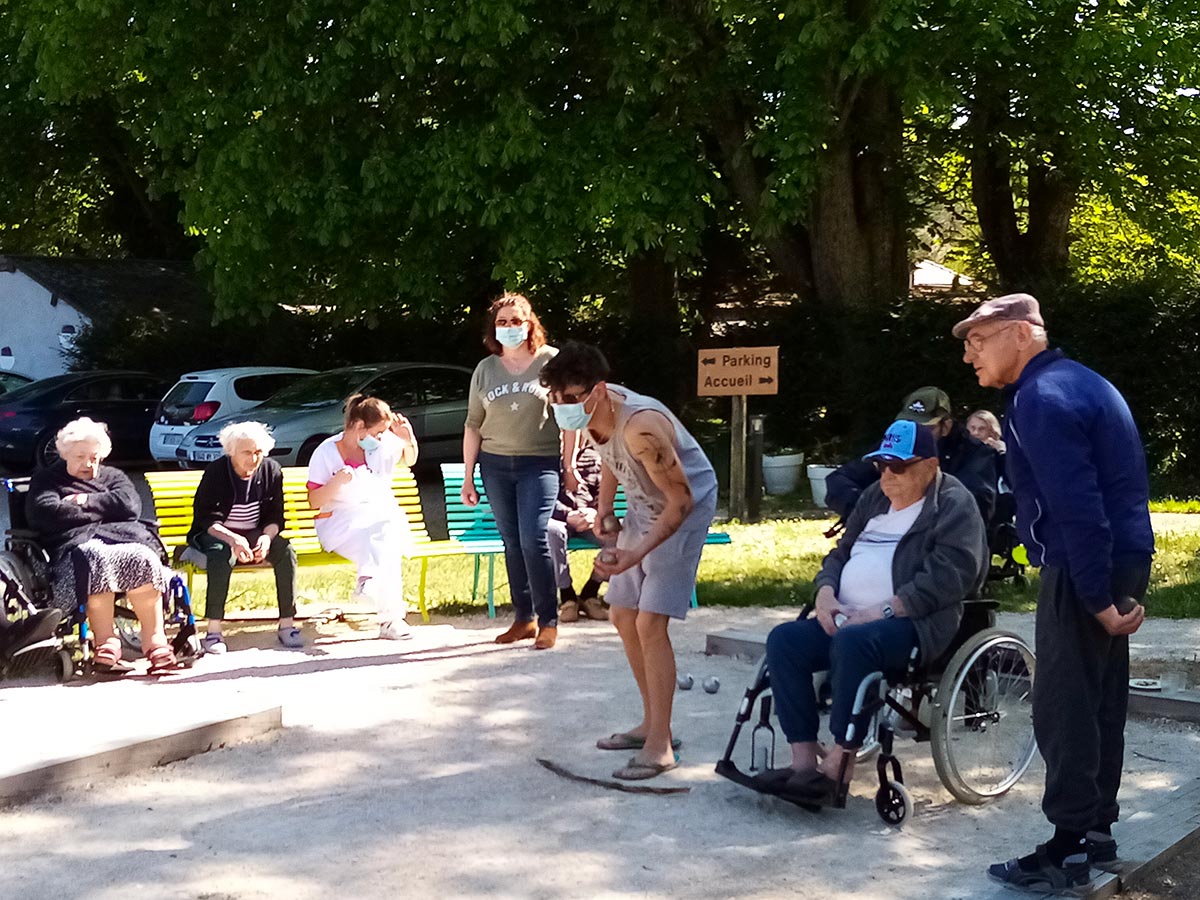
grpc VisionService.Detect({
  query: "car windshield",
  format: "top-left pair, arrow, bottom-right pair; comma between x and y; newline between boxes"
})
0,374 -> 79,403
262,368 -> 380,408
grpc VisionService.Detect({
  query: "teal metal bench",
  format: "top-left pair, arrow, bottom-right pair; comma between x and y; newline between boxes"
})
440,462 -> 732,617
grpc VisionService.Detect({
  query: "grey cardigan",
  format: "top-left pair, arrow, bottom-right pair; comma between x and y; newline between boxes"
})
814,471 -> 988,664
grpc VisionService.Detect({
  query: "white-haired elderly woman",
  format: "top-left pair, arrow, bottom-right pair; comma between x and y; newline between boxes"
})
27,417 -> 176,674
186,421 -> 299,652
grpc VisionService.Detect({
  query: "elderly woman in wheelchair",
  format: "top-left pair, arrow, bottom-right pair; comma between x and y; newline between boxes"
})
756,420 -> 989,807
26,417 -> 178,675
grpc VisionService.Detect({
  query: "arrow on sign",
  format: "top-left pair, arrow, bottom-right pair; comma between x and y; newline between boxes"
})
701,356 -> 717,366
758,376 -> 774,385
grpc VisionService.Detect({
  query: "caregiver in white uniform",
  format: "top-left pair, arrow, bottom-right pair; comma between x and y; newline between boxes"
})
307,394 -> 418,639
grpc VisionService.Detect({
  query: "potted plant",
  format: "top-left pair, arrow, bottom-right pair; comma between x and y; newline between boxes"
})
803,439 -> 844,508
762,444 -> 805,495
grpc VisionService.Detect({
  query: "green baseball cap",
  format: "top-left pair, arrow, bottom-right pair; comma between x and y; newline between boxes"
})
897,386 -> 952,425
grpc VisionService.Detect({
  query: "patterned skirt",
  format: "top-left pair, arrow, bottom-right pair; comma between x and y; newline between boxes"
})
51,539 -> 170,612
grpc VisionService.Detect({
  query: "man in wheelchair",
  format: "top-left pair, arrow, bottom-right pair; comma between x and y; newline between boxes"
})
758,419 -> 988,806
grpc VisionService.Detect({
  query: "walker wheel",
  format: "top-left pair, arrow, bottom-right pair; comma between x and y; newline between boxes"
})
875,779 -> 913,826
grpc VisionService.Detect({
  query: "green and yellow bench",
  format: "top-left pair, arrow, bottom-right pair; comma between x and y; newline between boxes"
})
439,462 -> 732,616
143,466 -> 484,621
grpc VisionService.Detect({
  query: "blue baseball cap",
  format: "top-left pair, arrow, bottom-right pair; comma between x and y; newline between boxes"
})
863,420 -> 938,463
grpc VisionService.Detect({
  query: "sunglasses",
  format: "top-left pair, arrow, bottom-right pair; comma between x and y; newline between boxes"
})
554,385 -> 596,405
873,458 -> 921,474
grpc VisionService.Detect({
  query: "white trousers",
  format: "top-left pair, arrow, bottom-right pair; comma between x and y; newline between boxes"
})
315,505 -> 408,621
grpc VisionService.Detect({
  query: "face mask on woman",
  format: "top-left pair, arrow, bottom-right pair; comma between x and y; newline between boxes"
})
495,324 -> 529,348
357,433 -> 381,452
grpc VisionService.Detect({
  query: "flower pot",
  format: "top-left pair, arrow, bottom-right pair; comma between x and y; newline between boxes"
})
807,464 -> 838,508
763,452 -> 805,495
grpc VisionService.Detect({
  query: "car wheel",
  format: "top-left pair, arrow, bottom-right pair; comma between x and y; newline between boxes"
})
296,435 -> 329,467
34,431 -> 60,469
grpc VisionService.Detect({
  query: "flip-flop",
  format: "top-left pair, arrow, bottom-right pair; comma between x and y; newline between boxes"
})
596,732 -> 683,751
612,759 -> 679,781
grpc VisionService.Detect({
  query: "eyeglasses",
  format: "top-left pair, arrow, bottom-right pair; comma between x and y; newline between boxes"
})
872,458 -> 920,474
495,317 -> 528,327
554,385 -> 595,405
963,322 -> 1017,353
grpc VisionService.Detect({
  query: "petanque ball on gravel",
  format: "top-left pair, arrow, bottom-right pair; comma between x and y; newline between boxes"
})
703,676 -> 720,694
677,673 -> 694,690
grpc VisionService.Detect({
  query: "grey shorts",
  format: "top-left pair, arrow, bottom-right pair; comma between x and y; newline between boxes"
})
605,518 -> 708,620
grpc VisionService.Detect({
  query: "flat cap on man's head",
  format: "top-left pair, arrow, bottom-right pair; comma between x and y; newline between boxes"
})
897,386 -> 952,425
952,293 -> 1045,339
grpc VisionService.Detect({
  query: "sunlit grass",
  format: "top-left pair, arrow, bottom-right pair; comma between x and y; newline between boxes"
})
208,507 -> 1200,620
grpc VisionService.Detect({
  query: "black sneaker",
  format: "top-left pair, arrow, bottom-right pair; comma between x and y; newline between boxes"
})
1086,831 -> 1118,866
988,845 -> 1091,892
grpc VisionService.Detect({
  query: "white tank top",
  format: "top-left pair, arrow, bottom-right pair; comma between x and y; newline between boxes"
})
591,386 -> 717,523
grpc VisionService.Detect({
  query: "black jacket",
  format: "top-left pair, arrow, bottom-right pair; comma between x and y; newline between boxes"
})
187,456 -> 286,541
27,462 -> 162,565
824,422 -> 999,524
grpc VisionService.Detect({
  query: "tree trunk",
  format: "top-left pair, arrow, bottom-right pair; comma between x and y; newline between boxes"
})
969,71 -> 1076,292
624,248 -> 688,408
809,75 -> 909,310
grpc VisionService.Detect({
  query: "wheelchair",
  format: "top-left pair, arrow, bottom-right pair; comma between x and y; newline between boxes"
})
1,477 -> 201,682
716,600 -> 1037,827
985,493 -> 1028,588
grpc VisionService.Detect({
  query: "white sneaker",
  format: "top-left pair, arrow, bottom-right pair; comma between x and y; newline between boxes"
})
379,619 -> 413,641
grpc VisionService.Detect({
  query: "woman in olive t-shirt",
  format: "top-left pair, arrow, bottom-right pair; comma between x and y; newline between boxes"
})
462,293 -> 568,649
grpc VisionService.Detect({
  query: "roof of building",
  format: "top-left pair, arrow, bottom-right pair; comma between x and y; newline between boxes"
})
0,256 -> 205,320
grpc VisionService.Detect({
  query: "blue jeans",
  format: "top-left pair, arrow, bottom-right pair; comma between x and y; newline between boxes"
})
765,616 -> 918,748
478,452 -> 560,628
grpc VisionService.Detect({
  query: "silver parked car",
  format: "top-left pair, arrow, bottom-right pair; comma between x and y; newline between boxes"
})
150,366 -> 317,462
176,363 -> 472,468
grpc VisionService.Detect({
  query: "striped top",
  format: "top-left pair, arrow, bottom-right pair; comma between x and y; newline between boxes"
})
222,476 -> 262,533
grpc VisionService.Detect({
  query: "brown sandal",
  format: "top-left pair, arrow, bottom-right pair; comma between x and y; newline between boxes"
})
146,645 -> 179,675
92,638 -> 133,675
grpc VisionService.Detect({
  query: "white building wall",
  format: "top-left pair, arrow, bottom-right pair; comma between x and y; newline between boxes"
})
0,270 -> 91,379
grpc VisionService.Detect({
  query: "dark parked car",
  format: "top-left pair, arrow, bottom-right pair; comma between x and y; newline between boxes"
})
0,373 -> 33,396
177,363 -> 472,468
0,371 -> 172,471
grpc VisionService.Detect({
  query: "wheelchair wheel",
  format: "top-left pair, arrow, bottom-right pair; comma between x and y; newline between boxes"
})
875,779 -> 912,826
931,629 -> 1036,805
56,648 -> 74,683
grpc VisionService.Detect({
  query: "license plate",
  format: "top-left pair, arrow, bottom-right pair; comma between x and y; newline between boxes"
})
163,434 -> 183,445
190,449 -> 222,462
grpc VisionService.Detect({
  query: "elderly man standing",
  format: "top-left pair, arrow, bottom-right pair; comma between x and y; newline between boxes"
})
955,294 -> 1153,893
758,420 -> 987,804
187,421 -> 300,653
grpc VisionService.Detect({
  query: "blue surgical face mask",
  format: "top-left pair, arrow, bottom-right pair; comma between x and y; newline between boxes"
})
495,324 -> 529,348
357,434 -> 381,452
552,402 -> 592,431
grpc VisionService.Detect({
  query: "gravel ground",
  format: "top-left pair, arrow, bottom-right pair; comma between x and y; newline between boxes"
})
1,607 -> 1198,900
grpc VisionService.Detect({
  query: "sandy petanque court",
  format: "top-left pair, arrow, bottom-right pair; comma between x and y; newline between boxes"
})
1,607 -> 1198,900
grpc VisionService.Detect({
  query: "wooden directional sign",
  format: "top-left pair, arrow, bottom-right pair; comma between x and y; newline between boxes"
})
697,346 -> 779,396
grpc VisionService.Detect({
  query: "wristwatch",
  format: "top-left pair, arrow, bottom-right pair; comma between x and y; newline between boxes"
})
881,605 -> 894,619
